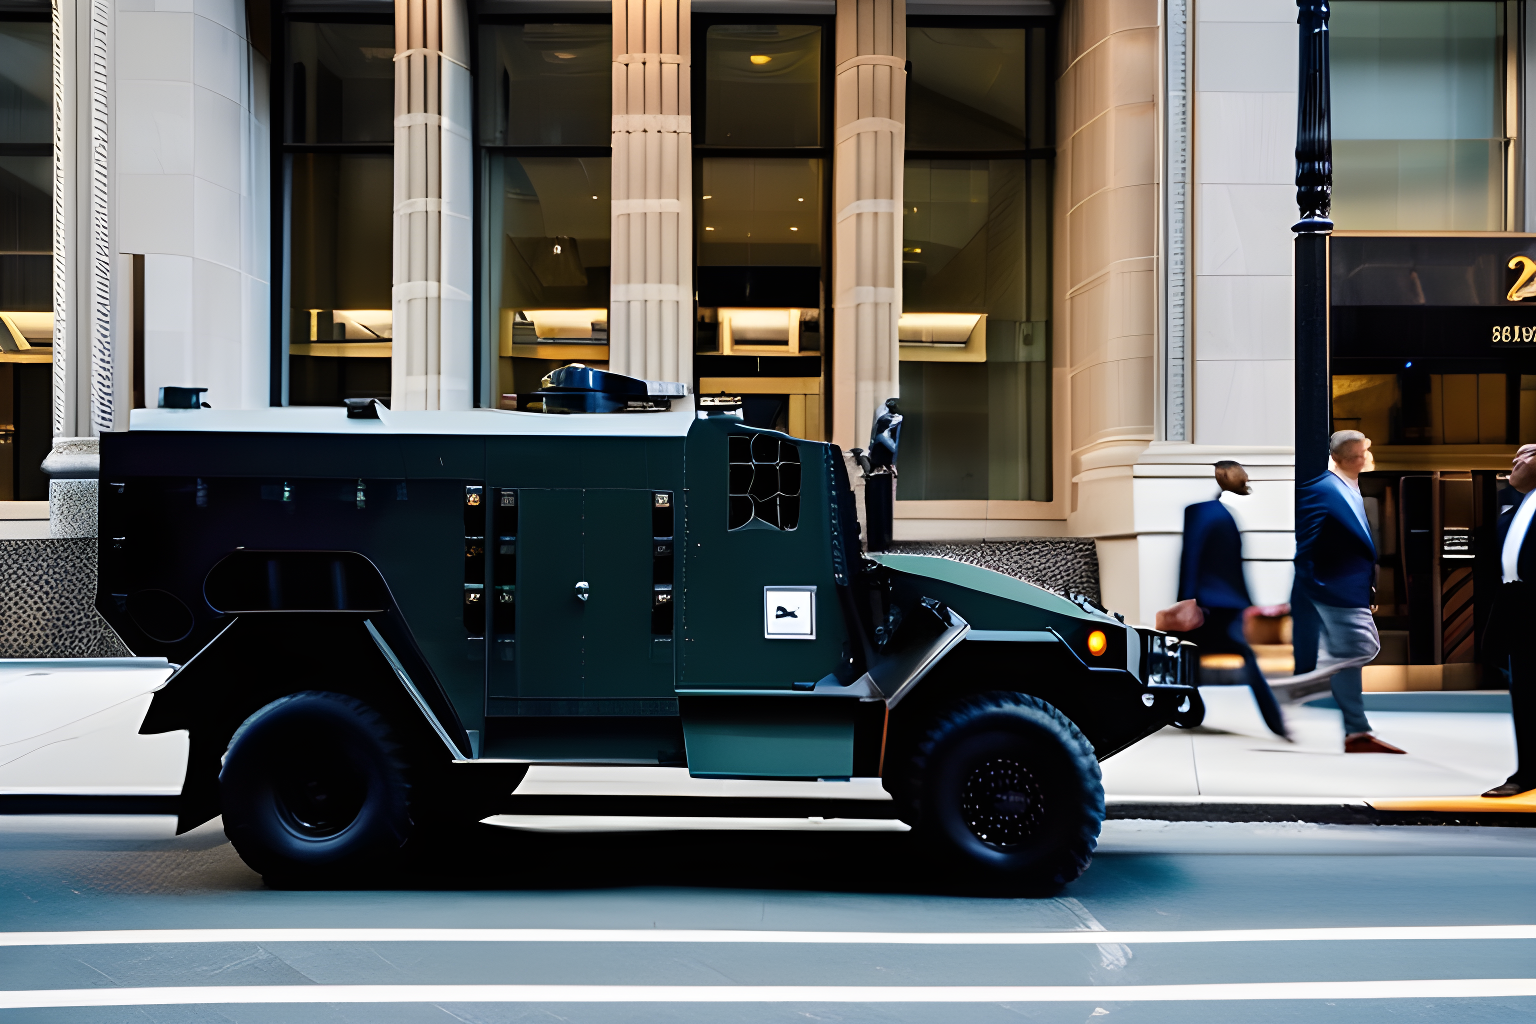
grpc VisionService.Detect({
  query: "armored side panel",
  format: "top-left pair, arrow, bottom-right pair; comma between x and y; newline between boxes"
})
480,433 -> 687,761
676,417 -> 867,777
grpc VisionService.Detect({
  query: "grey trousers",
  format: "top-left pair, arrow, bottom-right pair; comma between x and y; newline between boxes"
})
1311,603 -> 1381,735
1272,601 -> 1380,734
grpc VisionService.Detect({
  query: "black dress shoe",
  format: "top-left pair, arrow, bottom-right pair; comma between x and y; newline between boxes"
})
1482,778 -> 1535,798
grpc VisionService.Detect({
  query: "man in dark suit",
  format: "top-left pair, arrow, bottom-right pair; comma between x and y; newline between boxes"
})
1175,461 -> 1288,738
1286,430 -> 1405,753
1481,444 -> 1536,797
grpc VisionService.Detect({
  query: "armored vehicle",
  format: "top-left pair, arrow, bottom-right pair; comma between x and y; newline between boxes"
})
98,367 -> 1201,890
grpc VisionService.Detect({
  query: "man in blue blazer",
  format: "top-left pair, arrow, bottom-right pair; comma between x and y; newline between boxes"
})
1288,430 -> 1404,754
1480,444 -> 1536,796
1175,461 -> 1287,738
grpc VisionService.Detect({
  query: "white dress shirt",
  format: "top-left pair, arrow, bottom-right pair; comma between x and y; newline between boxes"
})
1329,469 -> 1372,542
1502,489 -> 1536,582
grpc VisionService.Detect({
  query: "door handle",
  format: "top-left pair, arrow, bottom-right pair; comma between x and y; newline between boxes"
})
574,581 -> 590,602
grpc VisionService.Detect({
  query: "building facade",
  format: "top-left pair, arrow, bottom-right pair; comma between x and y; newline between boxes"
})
4,0 -> 1534,681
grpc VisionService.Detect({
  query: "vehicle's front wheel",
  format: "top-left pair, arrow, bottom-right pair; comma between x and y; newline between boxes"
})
220,691 -> 414,883
908,692 -> 1104,891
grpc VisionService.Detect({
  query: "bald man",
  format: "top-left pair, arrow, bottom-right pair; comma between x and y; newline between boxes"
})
1480,443 -> 1536,797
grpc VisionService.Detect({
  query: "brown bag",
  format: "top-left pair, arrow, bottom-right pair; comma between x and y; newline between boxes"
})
1155,598 -> 1204,633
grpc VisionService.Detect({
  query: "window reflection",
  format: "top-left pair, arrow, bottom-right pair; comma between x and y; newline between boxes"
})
704,25 -> 821,148
486,156 -> 611,399
907,28 -> 1029,151
0,19 -> 52,500
287,154 -> 393,405
698,158 -> 822,268
899,158 -> 1050,502
479,23 -> 611,147
286,22 -> 394,144
1332,2 -> 1505,230
1331,371 -> 1532,445
696,158 -> 823,345
0,21 -> 50,143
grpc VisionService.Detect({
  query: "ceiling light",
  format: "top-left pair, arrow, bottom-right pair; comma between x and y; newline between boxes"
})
789,227 -> 798,231
705,226 -> 714,231
750,55 -> 772,64
703,195 -> 712,199
797,197 -> 804,202
591,195 -> 598,199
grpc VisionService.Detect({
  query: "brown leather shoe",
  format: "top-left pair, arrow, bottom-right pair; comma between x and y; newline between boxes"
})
1483,779 -> 1535,798
1344,733 -> 1407,754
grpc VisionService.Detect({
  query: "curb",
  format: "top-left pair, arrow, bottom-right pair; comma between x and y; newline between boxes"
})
1107,801 -> 1536,828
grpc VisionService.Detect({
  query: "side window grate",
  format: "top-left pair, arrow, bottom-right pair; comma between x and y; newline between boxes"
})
728,433 -> 801,531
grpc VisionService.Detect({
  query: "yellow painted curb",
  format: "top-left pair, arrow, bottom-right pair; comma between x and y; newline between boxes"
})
1369,791 -> 1536,813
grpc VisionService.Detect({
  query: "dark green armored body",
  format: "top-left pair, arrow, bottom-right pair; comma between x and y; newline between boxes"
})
99,371 -> 1200,889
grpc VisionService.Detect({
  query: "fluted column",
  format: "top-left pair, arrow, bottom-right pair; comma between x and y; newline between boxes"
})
830,0 -> 904,449
609,0 -> 692,385
393,0 -> 473,410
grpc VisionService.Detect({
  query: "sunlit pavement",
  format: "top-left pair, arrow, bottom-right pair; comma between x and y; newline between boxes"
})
0,815 -> 1531,1022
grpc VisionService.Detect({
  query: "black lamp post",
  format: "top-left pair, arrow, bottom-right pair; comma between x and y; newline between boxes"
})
1293,0 -> 1332,484
1292,1 -> 1332,676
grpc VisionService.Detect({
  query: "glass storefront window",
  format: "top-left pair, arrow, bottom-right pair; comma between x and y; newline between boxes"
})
695,157 -> 825,431
479,24 -> 611,147
485,156 -> 611,396
0,18 -> 53,500
1331,371 -> 1520,444
698,158 -> 822,269
704,25 -> 821,148
1331,1 -> 1506,231
281,19 -> 395,406
286,22 -> 394,144
906,28 -> 1031,151
287,154 -> 393,404
899,154 -> 1050,502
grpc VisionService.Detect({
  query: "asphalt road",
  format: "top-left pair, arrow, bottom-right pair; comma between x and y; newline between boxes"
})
0,816 -> 1531,1023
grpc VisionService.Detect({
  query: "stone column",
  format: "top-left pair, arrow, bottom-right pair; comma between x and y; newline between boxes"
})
609,0 -> 692,385
53,0 -> 117,438
393,0 -> 473,410
830,0 -> 904,450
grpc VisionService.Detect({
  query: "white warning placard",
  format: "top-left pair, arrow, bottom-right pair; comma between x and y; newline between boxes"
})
764,586 -> 816,639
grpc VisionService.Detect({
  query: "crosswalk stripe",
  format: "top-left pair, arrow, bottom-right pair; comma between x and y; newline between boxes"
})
2,979 -> 1534,1008
1,925 -> 1533,947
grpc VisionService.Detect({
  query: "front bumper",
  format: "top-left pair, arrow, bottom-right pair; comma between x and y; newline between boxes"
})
1138,630 -> 1205,728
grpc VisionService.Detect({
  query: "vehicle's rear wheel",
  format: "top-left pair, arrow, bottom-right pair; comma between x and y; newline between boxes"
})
220,691 -> 413,883
908,692 -> 1103,890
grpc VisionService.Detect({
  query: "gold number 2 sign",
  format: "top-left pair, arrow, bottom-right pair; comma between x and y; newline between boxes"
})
1508,256 -> 1536,301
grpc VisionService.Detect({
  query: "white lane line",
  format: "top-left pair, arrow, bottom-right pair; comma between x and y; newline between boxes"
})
1,979 -> 1533,1008
1,925 -> 1533,947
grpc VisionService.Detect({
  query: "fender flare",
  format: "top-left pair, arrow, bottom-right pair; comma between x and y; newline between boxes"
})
140,608 -> 471,835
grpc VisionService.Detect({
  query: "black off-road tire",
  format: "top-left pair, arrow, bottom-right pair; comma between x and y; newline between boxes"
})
907,692 -> 1104,890
220,691 -> 414,884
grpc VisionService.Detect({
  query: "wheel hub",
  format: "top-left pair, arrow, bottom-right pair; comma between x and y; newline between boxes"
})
960,758 -> 1045,847
273,752 -> 368,839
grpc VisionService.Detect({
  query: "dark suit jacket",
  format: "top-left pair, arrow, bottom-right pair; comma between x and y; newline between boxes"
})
1294,472 -> 1376,609
1177,499 -> 1251,610
1484,488 -> 1536,657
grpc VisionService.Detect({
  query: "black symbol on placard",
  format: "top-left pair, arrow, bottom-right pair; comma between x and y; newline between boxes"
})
775,606 -> 798,619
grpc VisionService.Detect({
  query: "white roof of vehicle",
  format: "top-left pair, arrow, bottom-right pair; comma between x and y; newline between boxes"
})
128,396 -> 700,438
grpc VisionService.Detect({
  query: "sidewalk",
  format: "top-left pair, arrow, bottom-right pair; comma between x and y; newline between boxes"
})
1100,686 -> 1529,816
0,659 -> 1528,822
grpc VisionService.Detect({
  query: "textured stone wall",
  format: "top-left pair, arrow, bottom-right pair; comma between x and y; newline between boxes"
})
888,539 -> 1100,604
0,539 -> 131,658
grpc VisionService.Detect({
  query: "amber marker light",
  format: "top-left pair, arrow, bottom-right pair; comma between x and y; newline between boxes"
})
1087,630 -> 1108,657
750,54 -> 772,64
